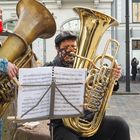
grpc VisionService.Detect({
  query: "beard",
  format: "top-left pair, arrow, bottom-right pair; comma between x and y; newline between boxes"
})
59,51 -> 75,67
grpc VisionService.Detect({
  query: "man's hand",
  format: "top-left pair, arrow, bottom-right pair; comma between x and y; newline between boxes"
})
113,65 -> 121,80
7,62 -> 18,79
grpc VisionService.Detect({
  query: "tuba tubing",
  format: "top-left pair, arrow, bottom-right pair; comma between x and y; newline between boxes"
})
73,7 -> 119,69
0,0 -> 56,62
63,6 -> 120,137
0,0 -> 56,117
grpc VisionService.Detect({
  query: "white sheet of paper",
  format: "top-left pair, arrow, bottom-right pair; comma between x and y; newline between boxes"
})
17,67 -> 52,119
17,67 -> 87,120
53,67 -> 86,116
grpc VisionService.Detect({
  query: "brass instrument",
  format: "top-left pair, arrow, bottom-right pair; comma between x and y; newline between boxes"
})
0,0 -> 56,117
63,7 -> 120,137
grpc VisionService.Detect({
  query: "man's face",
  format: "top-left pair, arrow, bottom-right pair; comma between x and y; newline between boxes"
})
58,39 -> 77,67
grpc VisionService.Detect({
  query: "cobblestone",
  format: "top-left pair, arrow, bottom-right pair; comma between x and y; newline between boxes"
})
116,81 -> 140,94
107,81 -> 140,140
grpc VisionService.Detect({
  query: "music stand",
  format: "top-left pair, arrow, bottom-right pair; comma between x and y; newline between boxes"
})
18,76 -> 84,140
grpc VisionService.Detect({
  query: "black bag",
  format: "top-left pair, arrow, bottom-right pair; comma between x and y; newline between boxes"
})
113,81 -> 119,91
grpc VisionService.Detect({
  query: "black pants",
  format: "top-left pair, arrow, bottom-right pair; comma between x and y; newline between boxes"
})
132,73 -> 136,81
53,116 -> 130,140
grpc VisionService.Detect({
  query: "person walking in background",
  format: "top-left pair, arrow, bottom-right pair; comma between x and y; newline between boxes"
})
131,57 -> 139,81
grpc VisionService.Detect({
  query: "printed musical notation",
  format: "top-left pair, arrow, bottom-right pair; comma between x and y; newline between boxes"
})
17,66 -> 87,121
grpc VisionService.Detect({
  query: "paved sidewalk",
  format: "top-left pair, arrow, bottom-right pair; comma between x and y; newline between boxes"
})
115,81 -> 140,94
12,81 -> 140,140
107,81 -> 140,140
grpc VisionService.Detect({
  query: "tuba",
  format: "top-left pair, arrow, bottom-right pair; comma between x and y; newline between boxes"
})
0,0 -> 56,117
63,7 -> 120,137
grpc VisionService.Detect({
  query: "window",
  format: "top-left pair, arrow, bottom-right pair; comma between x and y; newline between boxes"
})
132,40 -> 140,50
60,18 -> 80,33
3,19 -> 17,32
132,0 -> 140,22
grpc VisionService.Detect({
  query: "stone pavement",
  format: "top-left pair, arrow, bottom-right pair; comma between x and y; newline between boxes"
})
106,81 -> 140,140
115,81 -> 140,94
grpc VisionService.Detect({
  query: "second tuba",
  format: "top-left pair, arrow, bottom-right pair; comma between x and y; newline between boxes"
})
0,0 -> 56,117
63,7 -> 120,137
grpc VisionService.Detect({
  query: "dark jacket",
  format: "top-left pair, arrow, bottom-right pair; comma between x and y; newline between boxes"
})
44,55 -> 66,67
113,80 -> 119,91
131,60 -> 138,75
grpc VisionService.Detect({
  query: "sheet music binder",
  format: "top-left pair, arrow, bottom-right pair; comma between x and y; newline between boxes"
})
16,66 -> 87,122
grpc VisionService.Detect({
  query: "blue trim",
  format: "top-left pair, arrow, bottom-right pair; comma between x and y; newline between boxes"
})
0,58 -> 8,73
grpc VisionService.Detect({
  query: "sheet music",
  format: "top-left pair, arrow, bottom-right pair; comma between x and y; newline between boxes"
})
17,67 -> 87,120
17,67 -> 52,119
54,67 -> 86,116
54,67 -> 86,84
17,86 -> 50,119
19,67 -> 52,85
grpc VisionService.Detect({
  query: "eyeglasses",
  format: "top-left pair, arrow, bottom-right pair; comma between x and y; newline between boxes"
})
60,45 -> 77,52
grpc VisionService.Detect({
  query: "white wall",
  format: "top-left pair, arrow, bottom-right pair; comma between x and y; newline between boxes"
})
1,0 -> 140,76
0,0 -> 116,66
42,1 -> 113,63
116,0 -> 140,76
0,2 -> 17,20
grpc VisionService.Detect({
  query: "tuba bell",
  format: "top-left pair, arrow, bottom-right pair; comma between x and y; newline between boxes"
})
0,0 -> 56,117
63,7 -> 120,137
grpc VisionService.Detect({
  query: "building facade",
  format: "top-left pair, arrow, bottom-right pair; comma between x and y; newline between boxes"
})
0,0 -> 140,77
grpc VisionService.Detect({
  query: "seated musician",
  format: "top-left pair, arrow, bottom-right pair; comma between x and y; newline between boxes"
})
44,31 -> 131,140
